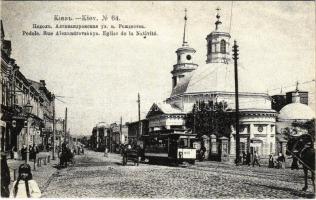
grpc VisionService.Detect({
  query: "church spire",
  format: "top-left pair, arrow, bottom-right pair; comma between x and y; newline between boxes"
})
182,8 -> 188,47
215,7 -> 222,31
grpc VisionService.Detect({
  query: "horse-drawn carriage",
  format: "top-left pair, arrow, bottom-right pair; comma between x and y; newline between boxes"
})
122,145 -> 141,166
59,143 -> 75,168
287,133 -> 315,191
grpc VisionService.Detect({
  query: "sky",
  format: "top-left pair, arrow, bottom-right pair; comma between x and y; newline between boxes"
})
1,1 -> 315,136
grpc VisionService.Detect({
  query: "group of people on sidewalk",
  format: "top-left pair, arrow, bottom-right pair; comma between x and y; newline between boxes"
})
1,153 -> 41,198
239,151 -> 261,167
20,145 -> 39,161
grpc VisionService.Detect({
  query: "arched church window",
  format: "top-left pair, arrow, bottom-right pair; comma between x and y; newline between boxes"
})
220,40 -> 226,53
172,76 -> 177,88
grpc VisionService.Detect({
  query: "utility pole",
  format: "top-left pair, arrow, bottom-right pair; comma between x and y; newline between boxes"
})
193,102 -> 196,135
137,93 -> 141,141
52,94 -> 55,160
233,40 -> 240,165
64,107 -> 67,143
120,116 -> 122,145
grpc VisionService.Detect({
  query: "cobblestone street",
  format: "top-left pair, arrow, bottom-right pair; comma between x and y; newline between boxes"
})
41,150 -> 315,198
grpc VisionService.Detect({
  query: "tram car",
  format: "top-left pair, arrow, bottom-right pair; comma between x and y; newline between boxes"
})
91,124 -> 110,152
142,129 -> 197,165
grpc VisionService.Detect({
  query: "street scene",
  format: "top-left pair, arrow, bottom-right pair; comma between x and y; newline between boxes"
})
26,151 -> 316,198
1,1 -> 315,199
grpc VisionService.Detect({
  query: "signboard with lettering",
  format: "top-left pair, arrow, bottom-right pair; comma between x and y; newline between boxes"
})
177,148 -> 196,159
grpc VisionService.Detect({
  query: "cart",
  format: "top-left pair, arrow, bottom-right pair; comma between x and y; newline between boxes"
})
122,149 -> 140,166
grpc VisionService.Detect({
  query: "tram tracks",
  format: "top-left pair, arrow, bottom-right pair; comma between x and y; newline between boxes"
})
185,164 -> 305,185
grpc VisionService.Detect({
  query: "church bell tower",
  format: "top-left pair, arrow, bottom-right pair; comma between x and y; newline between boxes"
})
171,9 -> 198,89
206,8 -> 231,64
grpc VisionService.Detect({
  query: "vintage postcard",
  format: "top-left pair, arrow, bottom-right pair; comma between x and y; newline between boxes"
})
1,1 -> 315,199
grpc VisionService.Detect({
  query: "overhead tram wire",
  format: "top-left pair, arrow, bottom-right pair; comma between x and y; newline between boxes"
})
267,79 -> 315,93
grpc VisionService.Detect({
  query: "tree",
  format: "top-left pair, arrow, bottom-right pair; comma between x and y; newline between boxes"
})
292,119 -> 315,141
185,100 -> 235,140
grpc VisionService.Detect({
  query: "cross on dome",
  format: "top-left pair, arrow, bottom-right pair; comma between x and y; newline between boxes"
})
215,7 -> 222,31
295,81 -> 299,92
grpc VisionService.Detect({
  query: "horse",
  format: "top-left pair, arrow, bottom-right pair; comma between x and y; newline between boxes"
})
287,134 -> 315,192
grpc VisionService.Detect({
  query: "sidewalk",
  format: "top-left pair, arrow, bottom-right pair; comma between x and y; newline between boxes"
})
7,152 -> 60,193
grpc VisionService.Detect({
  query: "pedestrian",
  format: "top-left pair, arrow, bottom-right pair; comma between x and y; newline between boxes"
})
10,163 -> 41,198
252,151 -> 260,167
246,151 -> 251,166
276,153 -> 285,169
60,143 -> 68,168
1,153 -> 11,197
21,145 -> 27,161
198,145 -> 206,161
291,156 -> 299,170
29,145 -> 35,161
104,147 -> 108,157
268,154 -> 274,168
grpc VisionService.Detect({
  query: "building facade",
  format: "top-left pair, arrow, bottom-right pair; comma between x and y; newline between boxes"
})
127,119 -> 148,146
146,11 -> 277,161
1,20 -> 55,157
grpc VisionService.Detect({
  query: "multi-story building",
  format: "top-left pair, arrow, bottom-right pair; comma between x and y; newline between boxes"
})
55,118 -> 65,147
1,20 -> 55,157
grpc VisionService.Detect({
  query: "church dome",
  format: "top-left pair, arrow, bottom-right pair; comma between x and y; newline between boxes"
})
171,63 -> 267,96
278,102 -> 315,121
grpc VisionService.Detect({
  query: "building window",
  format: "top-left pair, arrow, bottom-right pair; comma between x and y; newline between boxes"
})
172,76 -> 177,88
220,40 -> 226,53
207,41 -> 212,54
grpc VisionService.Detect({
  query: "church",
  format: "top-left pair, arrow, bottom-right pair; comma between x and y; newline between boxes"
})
146,10 -> 277,161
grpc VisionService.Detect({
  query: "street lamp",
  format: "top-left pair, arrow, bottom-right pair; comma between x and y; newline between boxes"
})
24,100 -> 33,164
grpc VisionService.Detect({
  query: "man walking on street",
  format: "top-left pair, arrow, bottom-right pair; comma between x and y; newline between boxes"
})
246,151 -> 251,166
252,151 -> 260,167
